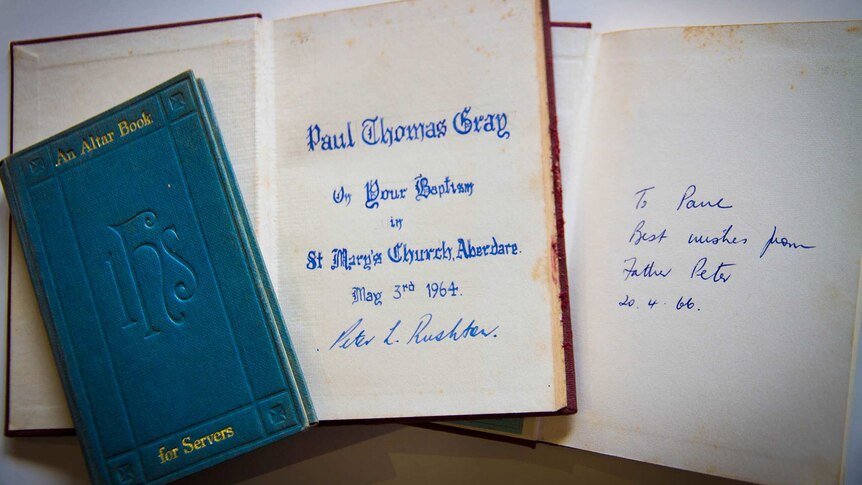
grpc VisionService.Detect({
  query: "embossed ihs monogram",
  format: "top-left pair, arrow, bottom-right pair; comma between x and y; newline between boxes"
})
105,210 -> 197,338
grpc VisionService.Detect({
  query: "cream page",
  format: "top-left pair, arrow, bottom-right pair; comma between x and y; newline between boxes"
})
269,0 -> 567,420
542,21 -> 862,485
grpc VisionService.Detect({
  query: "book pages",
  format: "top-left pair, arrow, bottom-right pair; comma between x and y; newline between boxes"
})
542,21 -> 862,485
435,24 -> 595,441
269,0 -> 568,420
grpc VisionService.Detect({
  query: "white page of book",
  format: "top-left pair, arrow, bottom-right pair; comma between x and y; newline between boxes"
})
7,18 -> 263,431
268,0 -> 568,420
541,22 -> 862,485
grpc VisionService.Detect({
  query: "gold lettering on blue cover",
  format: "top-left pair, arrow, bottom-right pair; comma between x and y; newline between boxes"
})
105,210 -> 198,338
55,148 -> 76,166
80,130 -> 116,156
118,111 -> 154,137
157,446 -> 179,464
179,426 -> 235,456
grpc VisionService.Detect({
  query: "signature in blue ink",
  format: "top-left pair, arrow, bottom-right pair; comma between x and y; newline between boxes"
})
759,226 -> 815,258
690,256 -> 734,283
622,257 -> 672,281
329,318 -> 375,350
629,220 -> 668,245
676,184 -> 733,211
384,320 -> 402,345
687,224 -> 747,246
407,313 -> 498,345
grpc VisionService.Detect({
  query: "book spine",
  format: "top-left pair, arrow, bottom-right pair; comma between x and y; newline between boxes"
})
194,80 -> 317,424
540,0 -> 577,413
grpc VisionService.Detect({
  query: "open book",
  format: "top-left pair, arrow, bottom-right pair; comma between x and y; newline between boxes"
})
4,0 -> 574,433
455,21 -> 862,485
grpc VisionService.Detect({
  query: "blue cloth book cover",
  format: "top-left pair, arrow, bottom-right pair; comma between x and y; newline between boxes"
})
0,71 -> 315,485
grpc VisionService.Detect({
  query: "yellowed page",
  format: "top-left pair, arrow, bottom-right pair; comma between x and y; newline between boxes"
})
542,21 -> 862,485
270,0 -> 567,420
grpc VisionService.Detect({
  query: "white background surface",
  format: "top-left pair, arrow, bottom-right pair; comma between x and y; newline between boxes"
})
1,1 -> 860,484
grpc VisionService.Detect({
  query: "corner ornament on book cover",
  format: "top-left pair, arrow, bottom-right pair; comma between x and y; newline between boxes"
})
105,210 -> 198,338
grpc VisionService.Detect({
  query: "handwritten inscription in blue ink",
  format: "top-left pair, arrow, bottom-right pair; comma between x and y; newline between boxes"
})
352,286 -> 383,306
332,185 -> 352,206
365,179 -> 408,209
617,294 -> 701,312
690,257 -> 734,283
384,320 -> 401,345
426,281 -> 460,299
414,174 -> 474,201
618,294 -> 635,307
307,106 -> 511,153
407,313 -> 499,345
759,226 -> 816,258
452,107 -> 510,139
382,238 -> 521,264
329,313 -> 499,351
363,175 -> 475,209
676,296 -> 697,311
629,220 -> 668,245
389,241 -> 453,264
634,186 -> 655,209
392,281 -> 415,300
329,318 -> 375,350
456,237 -> 519,259
307,236 -> 520,272
331,248 -> 384,271
345,281 -> 462,306
688,224 -> 748,246
676,184 -> 733,211
307,122 -> 355,152
306,250 -> 324,270
362,116 -> 447,147
623,257 -> 672,281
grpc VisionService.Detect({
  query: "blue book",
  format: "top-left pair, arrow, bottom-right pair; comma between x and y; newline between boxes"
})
0,71 -> 315,485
